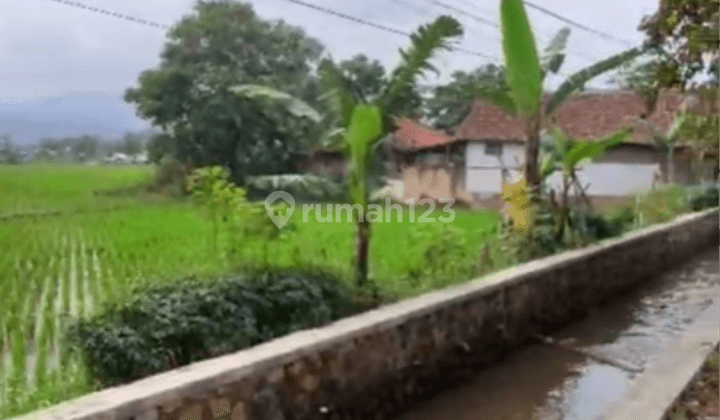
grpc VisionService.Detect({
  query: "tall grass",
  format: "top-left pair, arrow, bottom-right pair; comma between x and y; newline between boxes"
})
0,164 -> 154,213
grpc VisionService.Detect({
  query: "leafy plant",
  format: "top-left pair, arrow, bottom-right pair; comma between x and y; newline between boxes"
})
683,183 -> 719,210
187,166 -> 248,253
498,193 -> 560,263
148,155 -> 189,197
541,125 -> 631,240
68,268 -> 356,385
630,184 -> 690,227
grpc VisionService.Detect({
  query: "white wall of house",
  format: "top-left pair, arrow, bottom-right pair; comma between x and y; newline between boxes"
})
465,140 -> 662,197
545,162 -> 661,196
465,142 -> 523,194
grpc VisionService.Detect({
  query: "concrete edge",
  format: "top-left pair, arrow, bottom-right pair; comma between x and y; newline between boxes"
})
9,208 -> 719,420
598,300 -> 720,420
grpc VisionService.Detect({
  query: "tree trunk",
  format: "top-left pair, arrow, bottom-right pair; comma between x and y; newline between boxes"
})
355,218 -> 370,287
668,146 -> 675,184
525,116 -> 542,193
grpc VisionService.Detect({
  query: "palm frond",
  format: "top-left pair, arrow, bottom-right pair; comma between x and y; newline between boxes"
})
544,46 -> 649,116
377,15 -> 463,118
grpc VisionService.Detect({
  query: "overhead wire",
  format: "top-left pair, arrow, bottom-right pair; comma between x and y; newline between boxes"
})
44,0 -> 169,29
522,0 -> 635,48
41,0 -> 623,87
429,0 -> 616,65
279,0 -> 496,60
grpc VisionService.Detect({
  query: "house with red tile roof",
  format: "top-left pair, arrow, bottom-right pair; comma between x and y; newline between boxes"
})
390,90 -> 717,207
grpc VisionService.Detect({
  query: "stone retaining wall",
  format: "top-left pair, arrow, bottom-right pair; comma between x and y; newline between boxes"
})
15,209 -> 719,420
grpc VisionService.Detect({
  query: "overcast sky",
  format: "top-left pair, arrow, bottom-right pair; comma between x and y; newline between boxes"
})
1,0 -> 660,103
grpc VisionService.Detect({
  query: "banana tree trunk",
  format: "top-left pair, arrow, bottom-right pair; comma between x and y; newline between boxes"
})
525,116 -> 542,193
356,218 -> 370,287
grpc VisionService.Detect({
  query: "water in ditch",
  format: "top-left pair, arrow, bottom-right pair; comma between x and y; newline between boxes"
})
394,248 -> 719,420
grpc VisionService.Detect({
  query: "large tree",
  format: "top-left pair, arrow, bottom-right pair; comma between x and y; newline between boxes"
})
0,135 -> 21,165
639,0 -> 719,89
124,1 -> 325,183
330,54 -> 423,120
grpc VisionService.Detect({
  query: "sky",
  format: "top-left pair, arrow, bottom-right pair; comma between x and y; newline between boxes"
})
0,0 -> 661,103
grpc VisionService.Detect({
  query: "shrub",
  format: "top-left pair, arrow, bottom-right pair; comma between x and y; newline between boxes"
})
68,269 -> 355,385
630,185 -> 689,227
148,155 -> 189,197
499,195 -> 562,263
569,210 -> 626,242
684,183 -> 719,211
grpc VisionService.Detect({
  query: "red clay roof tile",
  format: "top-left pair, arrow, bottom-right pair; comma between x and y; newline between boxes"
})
392,117 -> 454,149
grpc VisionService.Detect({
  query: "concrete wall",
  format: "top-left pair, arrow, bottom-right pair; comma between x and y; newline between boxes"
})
465,142 -> 695,199
465,142 -> 523,194
400,165 -> 474,205
14,209 -> 719,420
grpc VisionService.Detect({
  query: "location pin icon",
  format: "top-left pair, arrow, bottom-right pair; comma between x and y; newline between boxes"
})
265,191 -> 295,229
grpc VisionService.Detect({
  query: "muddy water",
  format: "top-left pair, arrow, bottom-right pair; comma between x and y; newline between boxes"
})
394,248 -> 719,420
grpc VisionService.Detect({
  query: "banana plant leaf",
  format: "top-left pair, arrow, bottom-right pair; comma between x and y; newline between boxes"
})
500,0 -> 543,118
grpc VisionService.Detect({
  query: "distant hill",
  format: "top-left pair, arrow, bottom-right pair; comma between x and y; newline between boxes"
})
0,93 -> 153,145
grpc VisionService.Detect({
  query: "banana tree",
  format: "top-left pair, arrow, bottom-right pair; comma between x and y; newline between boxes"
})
484,0 -> 650,192
232,15 -> 463,287
540,126 -> 631,239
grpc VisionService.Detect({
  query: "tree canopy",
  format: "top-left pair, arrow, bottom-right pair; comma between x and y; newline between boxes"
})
125,1 -> 326,183
639,0 -> 719,88
424,64 -> 508,128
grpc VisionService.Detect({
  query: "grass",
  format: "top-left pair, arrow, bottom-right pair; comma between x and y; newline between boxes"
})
0,164 -> 501,418
0,164 -> 154,213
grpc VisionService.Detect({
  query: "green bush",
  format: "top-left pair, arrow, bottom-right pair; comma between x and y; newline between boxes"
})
684,183 -> 719,211
68,268 -> 356,385
630,185 -> 690,227
569,210 -> 627,242
148,155 -> 189,197
499,197 -> 562,263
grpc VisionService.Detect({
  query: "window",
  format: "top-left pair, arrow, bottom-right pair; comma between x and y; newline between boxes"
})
485,143 -> 502,157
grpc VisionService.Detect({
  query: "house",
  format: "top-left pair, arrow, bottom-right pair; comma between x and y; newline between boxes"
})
391,90 -> 718,208
104,152 -> 132,164
391,118 -> 476,205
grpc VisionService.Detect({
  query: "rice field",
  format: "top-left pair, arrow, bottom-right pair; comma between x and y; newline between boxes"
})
0,164 -> 500,417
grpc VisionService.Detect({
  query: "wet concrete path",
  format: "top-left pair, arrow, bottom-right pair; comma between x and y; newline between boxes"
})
394,248 -> 719,420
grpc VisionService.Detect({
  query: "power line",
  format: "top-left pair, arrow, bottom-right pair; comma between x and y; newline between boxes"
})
420,0 -> 498,28
279,0 -> 496,60
45,0 -> 169,29
43,0 -> 495,60
523,0 -> 635,48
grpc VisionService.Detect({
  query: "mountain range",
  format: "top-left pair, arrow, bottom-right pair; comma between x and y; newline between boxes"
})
0,93 -> 153,145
